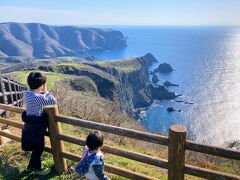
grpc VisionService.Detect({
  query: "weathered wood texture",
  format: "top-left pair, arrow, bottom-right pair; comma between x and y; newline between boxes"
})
0,76 -> 6,105
0,129 -> 21,142
185,164 -> 240,180
44,106 -> 67,174
12,80 -> 19,106
6,77 -> 14,104
56,115 -> 169,145
0,103 -> 25,113
168,125 -> 187,180
58,133 -> 168,169
0,75 -> 26,116
186,140 -> 240,161
0,117 -> 24,129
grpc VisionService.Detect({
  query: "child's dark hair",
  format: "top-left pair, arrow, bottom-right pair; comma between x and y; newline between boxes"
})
27,72 -> 47,90
86,131 -> 104,151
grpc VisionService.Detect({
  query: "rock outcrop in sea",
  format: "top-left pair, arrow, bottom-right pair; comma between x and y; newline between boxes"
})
154,63 -> 173,73
163,80 -> 179,87
152,74 -> 159,83
167,107 -> 181,112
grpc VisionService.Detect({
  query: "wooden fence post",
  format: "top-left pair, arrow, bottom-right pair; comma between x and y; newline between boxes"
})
0,75 -> 6,105
13,80 -> 19,106
45,105 -> 67,174
16,83 -> 21,106
18,85 -> 23,106
168,125 -> 187,180
0,76 -> 7,119
6,77 -> 14,105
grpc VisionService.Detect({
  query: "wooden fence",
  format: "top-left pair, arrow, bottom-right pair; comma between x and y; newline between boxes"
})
0,104 -> 239,180
0,74 -> 27,116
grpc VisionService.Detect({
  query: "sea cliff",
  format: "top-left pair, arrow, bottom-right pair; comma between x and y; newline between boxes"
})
38,53 -> 177,116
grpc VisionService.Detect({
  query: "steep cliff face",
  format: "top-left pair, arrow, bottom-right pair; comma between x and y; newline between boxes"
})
38,53 -> 177,116
0,22 -> 127,58
85,53 -> 176,114
85,54 -> 156,110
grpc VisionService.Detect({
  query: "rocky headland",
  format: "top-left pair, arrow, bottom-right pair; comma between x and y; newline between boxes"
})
6,53 -> 178,117
0,22 -> 127,59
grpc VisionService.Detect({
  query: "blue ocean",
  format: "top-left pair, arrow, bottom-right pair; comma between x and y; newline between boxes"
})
83,26 -> 240,145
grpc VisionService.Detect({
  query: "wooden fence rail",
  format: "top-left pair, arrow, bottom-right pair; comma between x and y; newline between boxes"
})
0,74 -> 27,116
0,104 -> 239,179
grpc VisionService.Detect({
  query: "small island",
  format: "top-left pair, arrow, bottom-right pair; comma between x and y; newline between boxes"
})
154,63 -> 173,73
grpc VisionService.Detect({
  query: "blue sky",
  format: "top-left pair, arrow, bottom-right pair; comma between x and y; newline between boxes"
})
0,0 -> 240,25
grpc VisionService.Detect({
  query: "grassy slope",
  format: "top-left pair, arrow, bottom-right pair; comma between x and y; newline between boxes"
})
8,71 -> 69,90
6,57 -> 142,86
55,63 -> 119,85
96,58 -> 142,73
0,126 -> 168,180
54,57 -> 142,73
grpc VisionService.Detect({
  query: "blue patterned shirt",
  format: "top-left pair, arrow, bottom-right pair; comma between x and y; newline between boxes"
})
24,90 -> 57,116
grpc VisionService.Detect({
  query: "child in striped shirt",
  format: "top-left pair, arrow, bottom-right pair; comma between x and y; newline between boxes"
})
22,72 -> 57,175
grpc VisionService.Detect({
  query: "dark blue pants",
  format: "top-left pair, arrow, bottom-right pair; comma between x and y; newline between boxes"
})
28,146 -> 44,170
21,111 -> 48,170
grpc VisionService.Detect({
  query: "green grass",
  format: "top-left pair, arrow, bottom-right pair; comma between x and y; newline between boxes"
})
0,138 -> 207,180
96,58 -> 142,73
1,122 -> 238,179
0,143 -> 82,180
0,121 -> 169,180
57,57 -> 143,73
33,56 -> 81,62
8,70 -> 69,90
55,63 -> 120,85
56,63 -> 81,67
0,142 -> 166,180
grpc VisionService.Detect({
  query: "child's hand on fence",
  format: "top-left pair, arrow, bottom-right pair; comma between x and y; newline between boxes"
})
42,84 -> 47,94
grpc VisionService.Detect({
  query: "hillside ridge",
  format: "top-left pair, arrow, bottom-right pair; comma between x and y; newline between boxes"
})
0,22 -> 127,59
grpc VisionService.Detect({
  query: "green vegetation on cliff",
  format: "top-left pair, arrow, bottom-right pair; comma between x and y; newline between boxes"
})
55,63 -> 120,85
9,71 -> 69,89
96,57 -> 142,72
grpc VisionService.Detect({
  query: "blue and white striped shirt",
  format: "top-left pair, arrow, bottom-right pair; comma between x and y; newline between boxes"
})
24,90 -> 57,116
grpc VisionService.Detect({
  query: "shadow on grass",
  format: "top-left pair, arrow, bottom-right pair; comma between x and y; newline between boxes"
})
0,156 -> 60,180
0,163 -> 20,179
18,166 -> 60,180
